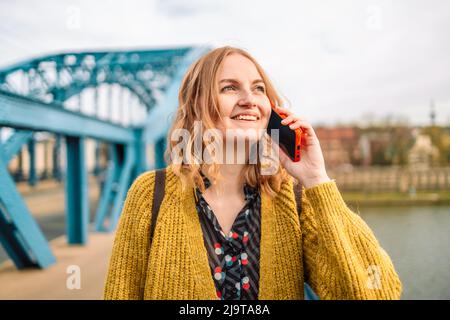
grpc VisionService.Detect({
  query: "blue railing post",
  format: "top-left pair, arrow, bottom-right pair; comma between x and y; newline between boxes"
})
14,148 -> 25,181
155,136 -> 166,169
133,128 -> 147,177
27,136 -> 37,186
64,136 -> 89,244
304,282 -> 320,300
93,140 -> 101,176
52,134 -> 62,181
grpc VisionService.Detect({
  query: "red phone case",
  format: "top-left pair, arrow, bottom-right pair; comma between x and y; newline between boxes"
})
269,100 -> 302,162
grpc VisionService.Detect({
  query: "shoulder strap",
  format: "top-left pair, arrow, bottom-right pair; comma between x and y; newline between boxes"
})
293,182 -> 303,218
149,168 -> 166,247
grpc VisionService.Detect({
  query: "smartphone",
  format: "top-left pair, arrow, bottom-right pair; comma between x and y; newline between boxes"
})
266,100 -> 302,162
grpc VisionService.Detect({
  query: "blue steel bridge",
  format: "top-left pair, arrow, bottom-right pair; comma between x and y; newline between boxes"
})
0,46 -> 210,270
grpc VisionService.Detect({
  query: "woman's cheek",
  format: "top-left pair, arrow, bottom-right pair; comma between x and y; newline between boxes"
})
261,108 -> 271,126
261,116 -> 270,129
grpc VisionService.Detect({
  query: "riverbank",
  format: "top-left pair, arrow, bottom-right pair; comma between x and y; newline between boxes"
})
342,190 -> 450,207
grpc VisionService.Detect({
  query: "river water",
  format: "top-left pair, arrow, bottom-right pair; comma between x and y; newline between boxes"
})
358,205 -> 450,299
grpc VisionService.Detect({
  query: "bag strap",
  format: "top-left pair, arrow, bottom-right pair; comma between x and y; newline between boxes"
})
149,168 -> 302,246
149,168 -> 166,247
293,182 -> 303,218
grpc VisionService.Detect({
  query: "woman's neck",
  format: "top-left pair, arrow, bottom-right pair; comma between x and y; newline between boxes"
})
207,164 -> 245,196
203,139 -> 252,196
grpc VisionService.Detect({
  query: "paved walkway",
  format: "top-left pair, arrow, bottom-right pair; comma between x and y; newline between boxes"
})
0,232 -> 115,299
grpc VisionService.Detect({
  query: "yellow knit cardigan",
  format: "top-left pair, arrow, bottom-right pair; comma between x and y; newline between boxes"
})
103,165 -> 402,300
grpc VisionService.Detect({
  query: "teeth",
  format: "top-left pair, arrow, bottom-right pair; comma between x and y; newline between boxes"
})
233,115 -> 258,121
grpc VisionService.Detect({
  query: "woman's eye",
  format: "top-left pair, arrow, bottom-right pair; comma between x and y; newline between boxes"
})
222,85 -> 236,92
221,85 -> 265,92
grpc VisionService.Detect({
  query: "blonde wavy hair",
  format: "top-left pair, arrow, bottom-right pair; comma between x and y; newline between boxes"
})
164,46 -> 292,198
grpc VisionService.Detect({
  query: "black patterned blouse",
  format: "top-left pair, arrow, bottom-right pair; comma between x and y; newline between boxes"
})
194,174 -> 262,300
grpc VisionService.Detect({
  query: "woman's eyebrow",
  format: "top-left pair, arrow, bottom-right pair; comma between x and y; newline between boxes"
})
219,78 -> 264,85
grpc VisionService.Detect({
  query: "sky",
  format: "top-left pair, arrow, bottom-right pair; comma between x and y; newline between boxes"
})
0,0 -> 449,126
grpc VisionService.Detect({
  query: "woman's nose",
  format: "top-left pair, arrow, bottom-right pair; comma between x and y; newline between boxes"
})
238,91 -> 258,107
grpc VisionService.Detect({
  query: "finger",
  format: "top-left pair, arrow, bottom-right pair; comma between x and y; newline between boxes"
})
274,106 -> 293,116
280,114 -> 299,125
288,120 -> 306,129
288,120 -> 317,137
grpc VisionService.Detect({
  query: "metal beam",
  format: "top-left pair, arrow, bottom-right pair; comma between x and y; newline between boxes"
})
94,143 -> 135,232
0,154 -> 56,268
107,144 -> 135,231
93,156 -> 116,232
0,47 -> 192,75
0,90 -> 134,144
1,129 -> 33,163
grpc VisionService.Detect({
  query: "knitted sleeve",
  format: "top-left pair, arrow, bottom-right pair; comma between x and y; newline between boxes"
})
300,180 -> 403,299
103,171 -> 155,300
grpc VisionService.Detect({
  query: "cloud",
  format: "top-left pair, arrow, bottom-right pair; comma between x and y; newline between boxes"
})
155,0 -> 224,17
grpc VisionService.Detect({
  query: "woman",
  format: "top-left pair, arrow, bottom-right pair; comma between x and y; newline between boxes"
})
103,46 -> 402,300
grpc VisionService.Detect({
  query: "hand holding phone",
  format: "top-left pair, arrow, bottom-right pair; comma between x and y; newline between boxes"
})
266,100 -> 303,162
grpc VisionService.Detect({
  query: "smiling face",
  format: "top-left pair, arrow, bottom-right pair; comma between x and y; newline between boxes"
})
215,53 -> 271,138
